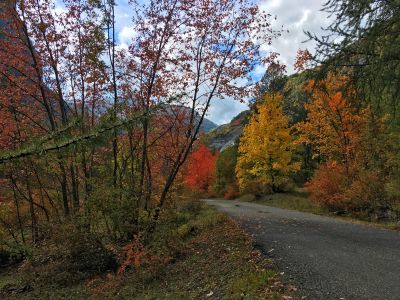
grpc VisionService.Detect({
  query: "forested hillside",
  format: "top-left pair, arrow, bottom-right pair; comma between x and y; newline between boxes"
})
0,0 -> 287,297
1,0 -> 399,298
201,0 -> 400,221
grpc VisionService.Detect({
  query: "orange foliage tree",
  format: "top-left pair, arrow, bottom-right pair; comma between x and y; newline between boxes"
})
296,74 -> 366,173
297,74 -> 396,213
184,145 -> 217,193
0,0 -> 282,245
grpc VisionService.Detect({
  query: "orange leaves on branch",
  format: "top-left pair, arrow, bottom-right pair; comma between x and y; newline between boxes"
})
118,234 -> 145,275
184,144 -> 217,192
305,160 -> 387,212
86,275 -> 118,296
296,74 -> 365,166
299,73 -> 394,212
294,49 -> 313,72
305,162 -> 348,209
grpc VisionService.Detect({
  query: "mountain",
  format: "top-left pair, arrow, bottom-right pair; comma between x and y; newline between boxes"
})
159,104 -> 218,133
205,69 -> 312,152
200,117 -> 218,132
206,110 -> 250,151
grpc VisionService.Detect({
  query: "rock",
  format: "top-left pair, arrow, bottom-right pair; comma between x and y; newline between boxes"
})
207,110 -> 250,151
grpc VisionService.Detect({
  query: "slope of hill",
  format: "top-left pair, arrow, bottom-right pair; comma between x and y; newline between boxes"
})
160,104 -> 217,133
206,110 -> 250,151
206,70 -> 312,151
200,117 -> 218,133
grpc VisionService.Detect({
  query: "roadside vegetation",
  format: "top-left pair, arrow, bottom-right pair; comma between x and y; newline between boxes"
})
0,0 -> 287,298
191,1 -> 400,227
0,200 -> 293,299
1,0 -> 399,298
238,191 -> 400,230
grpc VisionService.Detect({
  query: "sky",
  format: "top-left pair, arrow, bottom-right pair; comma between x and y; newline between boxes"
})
57,0 -> 332,125
206,0 -> 332,125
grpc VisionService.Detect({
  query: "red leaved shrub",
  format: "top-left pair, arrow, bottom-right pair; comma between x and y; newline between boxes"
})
223,183 -> 240,200
305,162 -> 348,211
306,161 -> 388,215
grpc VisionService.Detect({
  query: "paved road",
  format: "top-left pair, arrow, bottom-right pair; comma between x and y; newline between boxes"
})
205,199 -> 400,300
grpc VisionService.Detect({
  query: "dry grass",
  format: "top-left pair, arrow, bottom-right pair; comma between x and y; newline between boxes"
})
1,202 -> 294,299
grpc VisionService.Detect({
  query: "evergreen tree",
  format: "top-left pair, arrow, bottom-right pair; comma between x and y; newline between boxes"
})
214,145 -> 238,193
309,0 -> 400,124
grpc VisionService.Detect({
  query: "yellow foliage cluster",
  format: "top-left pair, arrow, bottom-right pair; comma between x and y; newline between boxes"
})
236,93 -> 300,193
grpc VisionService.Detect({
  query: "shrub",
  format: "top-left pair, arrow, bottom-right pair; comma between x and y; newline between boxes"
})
0,248 -> 24,268
239,177 -> 274,197
214,145 -> 238,194
224,183 -> 240,199
306,161 -> 394,218
305,162 -> 348,212
343,170 -> 385,212
22,223 -> 117,287
238,193 -> 257,202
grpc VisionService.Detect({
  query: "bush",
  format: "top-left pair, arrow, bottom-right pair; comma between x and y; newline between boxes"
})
22,223 -> 117,287
238,193 -> 257,202
0,248 -> 24,268
306,161 -> 395,218
224,183 -> 240,199
214,145 -> 238,194
305,162 -> 348,212
343,170 -> 385,212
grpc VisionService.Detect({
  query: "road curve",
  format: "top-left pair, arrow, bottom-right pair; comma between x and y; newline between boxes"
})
205,199 -> 400,300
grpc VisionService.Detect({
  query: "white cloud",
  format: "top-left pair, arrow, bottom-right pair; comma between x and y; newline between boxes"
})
207,98 -> 249,125
259,0 -> 331,74
205,0 -> 331,125
118,26 -> 137,50
119,26 -> 136,44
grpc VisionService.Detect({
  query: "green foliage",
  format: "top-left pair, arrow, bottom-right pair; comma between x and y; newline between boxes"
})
21,223 -> 117,287
0,199 -> 288,299
281,71 -> 312,125
227,269 -> 276,299
257,191 -> 326,215
214,145 -> 238,194
0,243 -> 29,268
310,0 -> 400,124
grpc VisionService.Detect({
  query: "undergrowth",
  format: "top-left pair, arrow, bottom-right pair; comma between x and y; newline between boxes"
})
0,200 -> 290,299
239,190 -> 400,230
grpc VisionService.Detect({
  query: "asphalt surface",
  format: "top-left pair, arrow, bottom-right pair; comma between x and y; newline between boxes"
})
205,199 -> 400,300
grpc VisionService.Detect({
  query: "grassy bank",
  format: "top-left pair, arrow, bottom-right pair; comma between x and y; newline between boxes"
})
0,201 -> 292,299
239,191 -> 400,230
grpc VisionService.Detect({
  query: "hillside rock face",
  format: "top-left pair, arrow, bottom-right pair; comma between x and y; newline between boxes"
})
200,117 -> 218,133
207,110 -> 250,151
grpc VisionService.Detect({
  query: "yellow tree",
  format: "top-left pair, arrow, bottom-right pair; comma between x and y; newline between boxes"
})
236,93 -> 299,193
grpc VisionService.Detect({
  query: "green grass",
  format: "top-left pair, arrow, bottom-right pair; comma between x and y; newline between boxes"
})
1,201 -> 292,299
239,190 -> 400,230
239,189 -> 327,216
